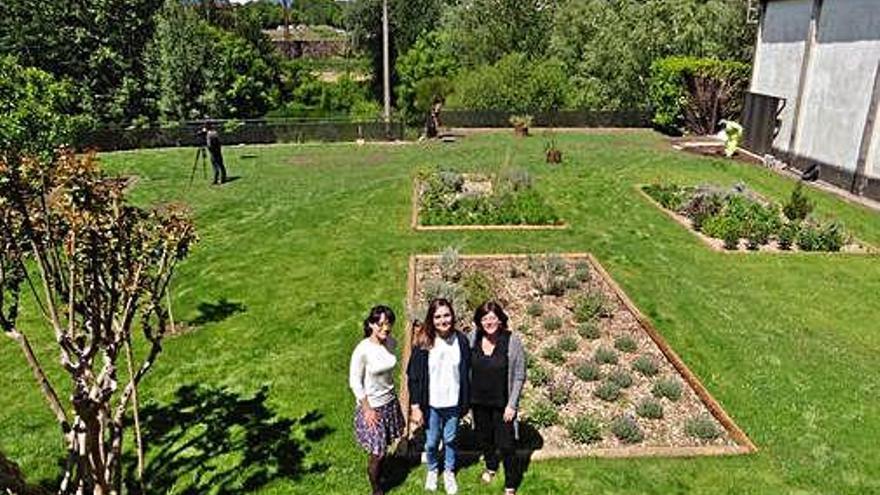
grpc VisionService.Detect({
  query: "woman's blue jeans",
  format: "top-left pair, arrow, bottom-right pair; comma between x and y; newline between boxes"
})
425,406 -> 459,472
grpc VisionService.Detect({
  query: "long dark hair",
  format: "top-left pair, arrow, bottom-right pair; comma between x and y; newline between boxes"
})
473,301 -> 509,337
414,298 -> 455,350
363,305 -> 396,338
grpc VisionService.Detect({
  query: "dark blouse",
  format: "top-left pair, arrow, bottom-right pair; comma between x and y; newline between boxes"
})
470,332 -> 509,408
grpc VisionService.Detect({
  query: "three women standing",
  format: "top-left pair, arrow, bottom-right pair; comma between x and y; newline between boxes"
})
351,299 -> 527,495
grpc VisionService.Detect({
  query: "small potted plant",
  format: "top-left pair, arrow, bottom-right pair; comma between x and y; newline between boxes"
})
544,130 -> 562,164
509,114 -> 533,137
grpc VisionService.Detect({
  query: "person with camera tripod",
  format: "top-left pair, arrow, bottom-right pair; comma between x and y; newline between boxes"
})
202,123 -> 227,185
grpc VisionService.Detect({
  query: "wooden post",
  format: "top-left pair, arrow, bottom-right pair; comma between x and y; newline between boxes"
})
788,0 -> 824,155
852,61 -> 880,195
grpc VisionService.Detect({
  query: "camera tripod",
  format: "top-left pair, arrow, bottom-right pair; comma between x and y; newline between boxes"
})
188,146 -> 208,187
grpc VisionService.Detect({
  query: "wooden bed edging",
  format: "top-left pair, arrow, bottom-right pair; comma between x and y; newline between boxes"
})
410,179 -> 569,232
398,253 -> 757,459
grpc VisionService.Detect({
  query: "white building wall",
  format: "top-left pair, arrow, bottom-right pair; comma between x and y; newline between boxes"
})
795,0 -> 880,177
750,0 -> 812,152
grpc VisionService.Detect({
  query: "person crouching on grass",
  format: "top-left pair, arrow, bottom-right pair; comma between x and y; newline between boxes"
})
407,298 -> 471,494
349,305 -> 405,495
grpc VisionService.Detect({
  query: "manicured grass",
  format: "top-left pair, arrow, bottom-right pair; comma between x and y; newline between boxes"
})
1,130 -> 879,494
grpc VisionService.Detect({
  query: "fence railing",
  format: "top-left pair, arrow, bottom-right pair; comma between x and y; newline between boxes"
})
438,109 -> 651,128
78,120 -> 405,152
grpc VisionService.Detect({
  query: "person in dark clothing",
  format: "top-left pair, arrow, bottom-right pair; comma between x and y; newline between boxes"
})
407,298 -> 470,494
468,301 -> 526,495
203,125 -> 227,185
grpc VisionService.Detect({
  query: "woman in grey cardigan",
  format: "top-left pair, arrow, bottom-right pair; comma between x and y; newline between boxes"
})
468,301 -> 526,495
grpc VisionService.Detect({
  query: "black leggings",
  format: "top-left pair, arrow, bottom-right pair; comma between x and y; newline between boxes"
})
472,404 -> 523,490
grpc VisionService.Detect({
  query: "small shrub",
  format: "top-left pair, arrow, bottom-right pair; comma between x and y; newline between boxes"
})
526,301 -> 544,317
573,360 -> 601,382
607,368 -> 633,388
593,380 -> 621,402
682,191 -> 724,231
564,276 -> 581,290
685,415 -> 721,440
529,363 -> 551,387
499,167 -> 533,192
636,398 -> 664,419
574,290 -> 608,322
593,347 -> 618,365
461,271 -> 495,312
577,321 -> 601,340
421,278 -> 467,322
613,335 -> 638,353
777,221 -> 799,250
438,246 -> 462,282
517,323 -> 531,335
573,261 -> 591,283
566,414 -> 602,444
542,345 -> 566,365
508,263 -> 526,278
546,377 -> 573,406
652,377 -> 683,402
643,183 -> 691,211
558,335 -> 578,353
783,182 -> 814,222
542,315 -> 563,332
611,415 -> 644,444
795,221 -> 822,251
528,254 -> 570,296
632,355 -> 659,377
527,400 -> 559,428
818,220 -> 847,252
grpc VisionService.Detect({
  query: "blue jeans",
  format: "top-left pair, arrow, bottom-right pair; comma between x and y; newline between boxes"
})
425,406 -> 459,472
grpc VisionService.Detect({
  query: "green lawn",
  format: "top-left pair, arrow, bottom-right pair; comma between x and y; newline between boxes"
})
1,130 -> 879,494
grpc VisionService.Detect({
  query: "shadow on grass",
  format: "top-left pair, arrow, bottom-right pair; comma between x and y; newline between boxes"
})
189,298 -> 246,326
385,420 -> 543,492
124,384 -> 331,494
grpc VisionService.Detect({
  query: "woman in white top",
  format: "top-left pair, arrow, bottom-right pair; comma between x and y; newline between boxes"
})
406,298 -> 471,495
349,305 -> 404,495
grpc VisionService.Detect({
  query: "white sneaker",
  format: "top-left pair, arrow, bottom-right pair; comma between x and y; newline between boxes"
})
425,470 -> 438,491
443,471 -> 458,495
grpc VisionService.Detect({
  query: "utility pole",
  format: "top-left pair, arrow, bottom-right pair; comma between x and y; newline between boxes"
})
282,0 -> 291,58
382,0 -> 391,127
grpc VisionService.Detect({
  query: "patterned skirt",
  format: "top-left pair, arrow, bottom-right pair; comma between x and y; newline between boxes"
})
354,398 -> 405,455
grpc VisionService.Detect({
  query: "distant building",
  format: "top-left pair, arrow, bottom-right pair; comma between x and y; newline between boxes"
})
264,24 -> 350,59
750,0 -> 880,198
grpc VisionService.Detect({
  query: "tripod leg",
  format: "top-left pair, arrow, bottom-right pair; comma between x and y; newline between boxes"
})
189,148 -> 200,187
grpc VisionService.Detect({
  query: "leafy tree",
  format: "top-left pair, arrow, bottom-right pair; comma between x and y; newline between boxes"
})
0,56 -> 91,160
0,149 -> 196,494
395,30 -> 460,122
439,0 -> 558,67
0,0 -> 164,122
548,0 -> 754,110
448,53 -> 570,113
346,0 -> 445,102
144,0 -> 213,121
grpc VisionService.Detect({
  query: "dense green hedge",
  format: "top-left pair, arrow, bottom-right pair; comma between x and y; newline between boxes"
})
649,56 -> 750,135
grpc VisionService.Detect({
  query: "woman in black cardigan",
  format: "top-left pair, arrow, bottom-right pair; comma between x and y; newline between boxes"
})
407,298 -> 471,494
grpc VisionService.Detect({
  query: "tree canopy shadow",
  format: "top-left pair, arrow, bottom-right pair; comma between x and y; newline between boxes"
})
188,298 -> 246,326
124,384 -> 331,494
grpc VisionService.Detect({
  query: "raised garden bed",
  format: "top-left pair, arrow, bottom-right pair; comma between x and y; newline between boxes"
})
640,182 -> 875,254
411,167 -> 566,231
401,252 -> 755,459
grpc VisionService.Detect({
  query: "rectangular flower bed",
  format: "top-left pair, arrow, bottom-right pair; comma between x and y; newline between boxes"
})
401,252 -> 756,459
411,167 -> 566,231
640,182 -> 875,254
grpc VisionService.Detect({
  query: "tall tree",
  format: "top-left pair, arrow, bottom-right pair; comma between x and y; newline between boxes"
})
0,0 -> 164,122
0,148 -> 196,494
